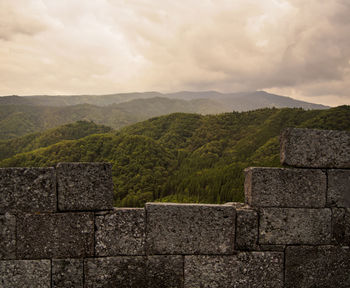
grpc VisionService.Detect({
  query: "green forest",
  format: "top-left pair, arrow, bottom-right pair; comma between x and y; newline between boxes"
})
0,106 -> 349,207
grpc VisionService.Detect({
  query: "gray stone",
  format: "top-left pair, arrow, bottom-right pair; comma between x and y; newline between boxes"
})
17,212 -> 94,259
95,208 -> 145,256
84,256 -> 183,288
56,162 -> 114,211
0,213 -> 16,259
0,168 -> 56,213
244,167 -> 326,207
332,208 -> 350,245
184,252 -> 284,288
0,260 -> 50,288
285,246 -> 350,288
235,207 -> 258,250
84,256 -> 146,288
280,128 -> 350,168
259,208 -> 332,245
146,203 -> 235,254
257,245 -> 286,252
52,259 -> 83,288
328,169 -> 350,207
147,256 -> 184,288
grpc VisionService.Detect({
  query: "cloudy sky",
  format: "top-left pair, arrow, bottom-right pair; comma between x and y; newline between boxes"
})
1,0 -> 349,106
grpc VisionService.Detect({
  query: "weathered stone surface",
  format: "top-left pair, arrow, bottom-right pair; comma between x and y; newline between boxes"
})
56,162 -> 113,211
184,253 -> 284,288
280,128 -> 350,168
235,207 -> 258,250
52,259 -> 83,288
259,208 -> 332,244
244,167 -> 326,207
146,203 -> 235,254
85,256 -> 183,288
95,208 -> 145,256
0,213 -> 16,259
285,246 -> 350,288
328,169 -> 350,207
257,245 -> 286,252
0,168 -> 56,213
147,256 -> 184,288
84,257 -> 146,288
332,208 -> 350,245
0,260 -> 50,288
17,212 -> 94,259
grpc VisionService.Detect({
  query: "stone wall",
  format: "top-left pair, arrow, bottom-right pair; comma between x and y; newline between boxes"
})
1,128 -> 349,287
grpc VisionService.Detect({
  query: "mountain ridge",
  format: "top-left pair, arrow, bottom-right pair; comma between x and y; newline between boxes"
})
0,90 -> 329,110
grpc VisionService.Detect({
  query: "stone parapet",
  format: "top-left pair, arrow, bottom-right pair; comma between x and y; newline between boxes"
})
17,212 -> 94,259
0,167 -> 56,214
285,246 -> 350,288
327,169 -> 350,207
259,208 -> 332,245
1,128 -> 350,287
56,162 -> 114,211
280,128 -> 350,168
0,260 -> 51,287
146,203 -> 236,255
184,253 -> 284,288
244,167 -> 326,208
95,208 -> 146,256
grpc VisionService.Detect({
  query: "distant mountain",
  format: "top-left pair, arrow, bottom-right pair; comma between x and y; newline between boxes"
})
1,106 -> 348,207
1,90 -> 329,110
167,91 -> 329,111
0,91 -> 329,139
0,92 -> 163,107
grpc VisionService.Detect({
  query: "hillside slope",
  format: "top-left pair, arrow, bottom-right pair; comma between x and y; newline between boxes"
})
0,121 -> 113,160
1,106 -> 348,207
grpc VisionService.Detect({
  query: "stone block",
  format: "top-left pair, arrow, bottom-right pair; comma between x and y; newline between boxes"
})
95,208 -> 145,256
56,162 -> 114,211
52,259 -> 83,288
0,213 -> 16,259
0,168 -> 56,213
285,246 -> 350,288
280,128 -> 350,168
84,256 -> 184,288
17,212 -> 94,259
332,208 -> 350,245
147,256 -> 184,288
146,203 -> 235,254
259,208 -> 332,245
235,207 -> 258,250
0,260 -> 50,288
184,252 -> 284,288
327,169 -> 350,207
244,167 -> 326,207
84,256 -> 146,288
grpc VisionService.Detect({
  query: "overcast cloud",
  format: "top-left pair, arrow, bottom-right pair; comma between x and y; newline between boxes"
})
0,0 -> 349,106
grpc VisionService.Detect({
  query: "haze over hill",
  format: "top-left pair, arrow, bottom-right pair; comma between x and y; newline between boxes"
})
0,91 -> 329,140
1,91 -> 328,110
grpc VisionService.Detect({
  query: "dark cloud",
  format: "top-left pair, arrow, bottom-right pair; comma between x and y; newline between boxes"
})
0,0 -> 349,106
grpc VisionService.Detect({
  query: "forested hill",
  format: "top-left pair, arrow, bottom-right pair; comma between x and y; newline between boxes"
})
0,106 -> 349,207
0,121 -> 112,161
